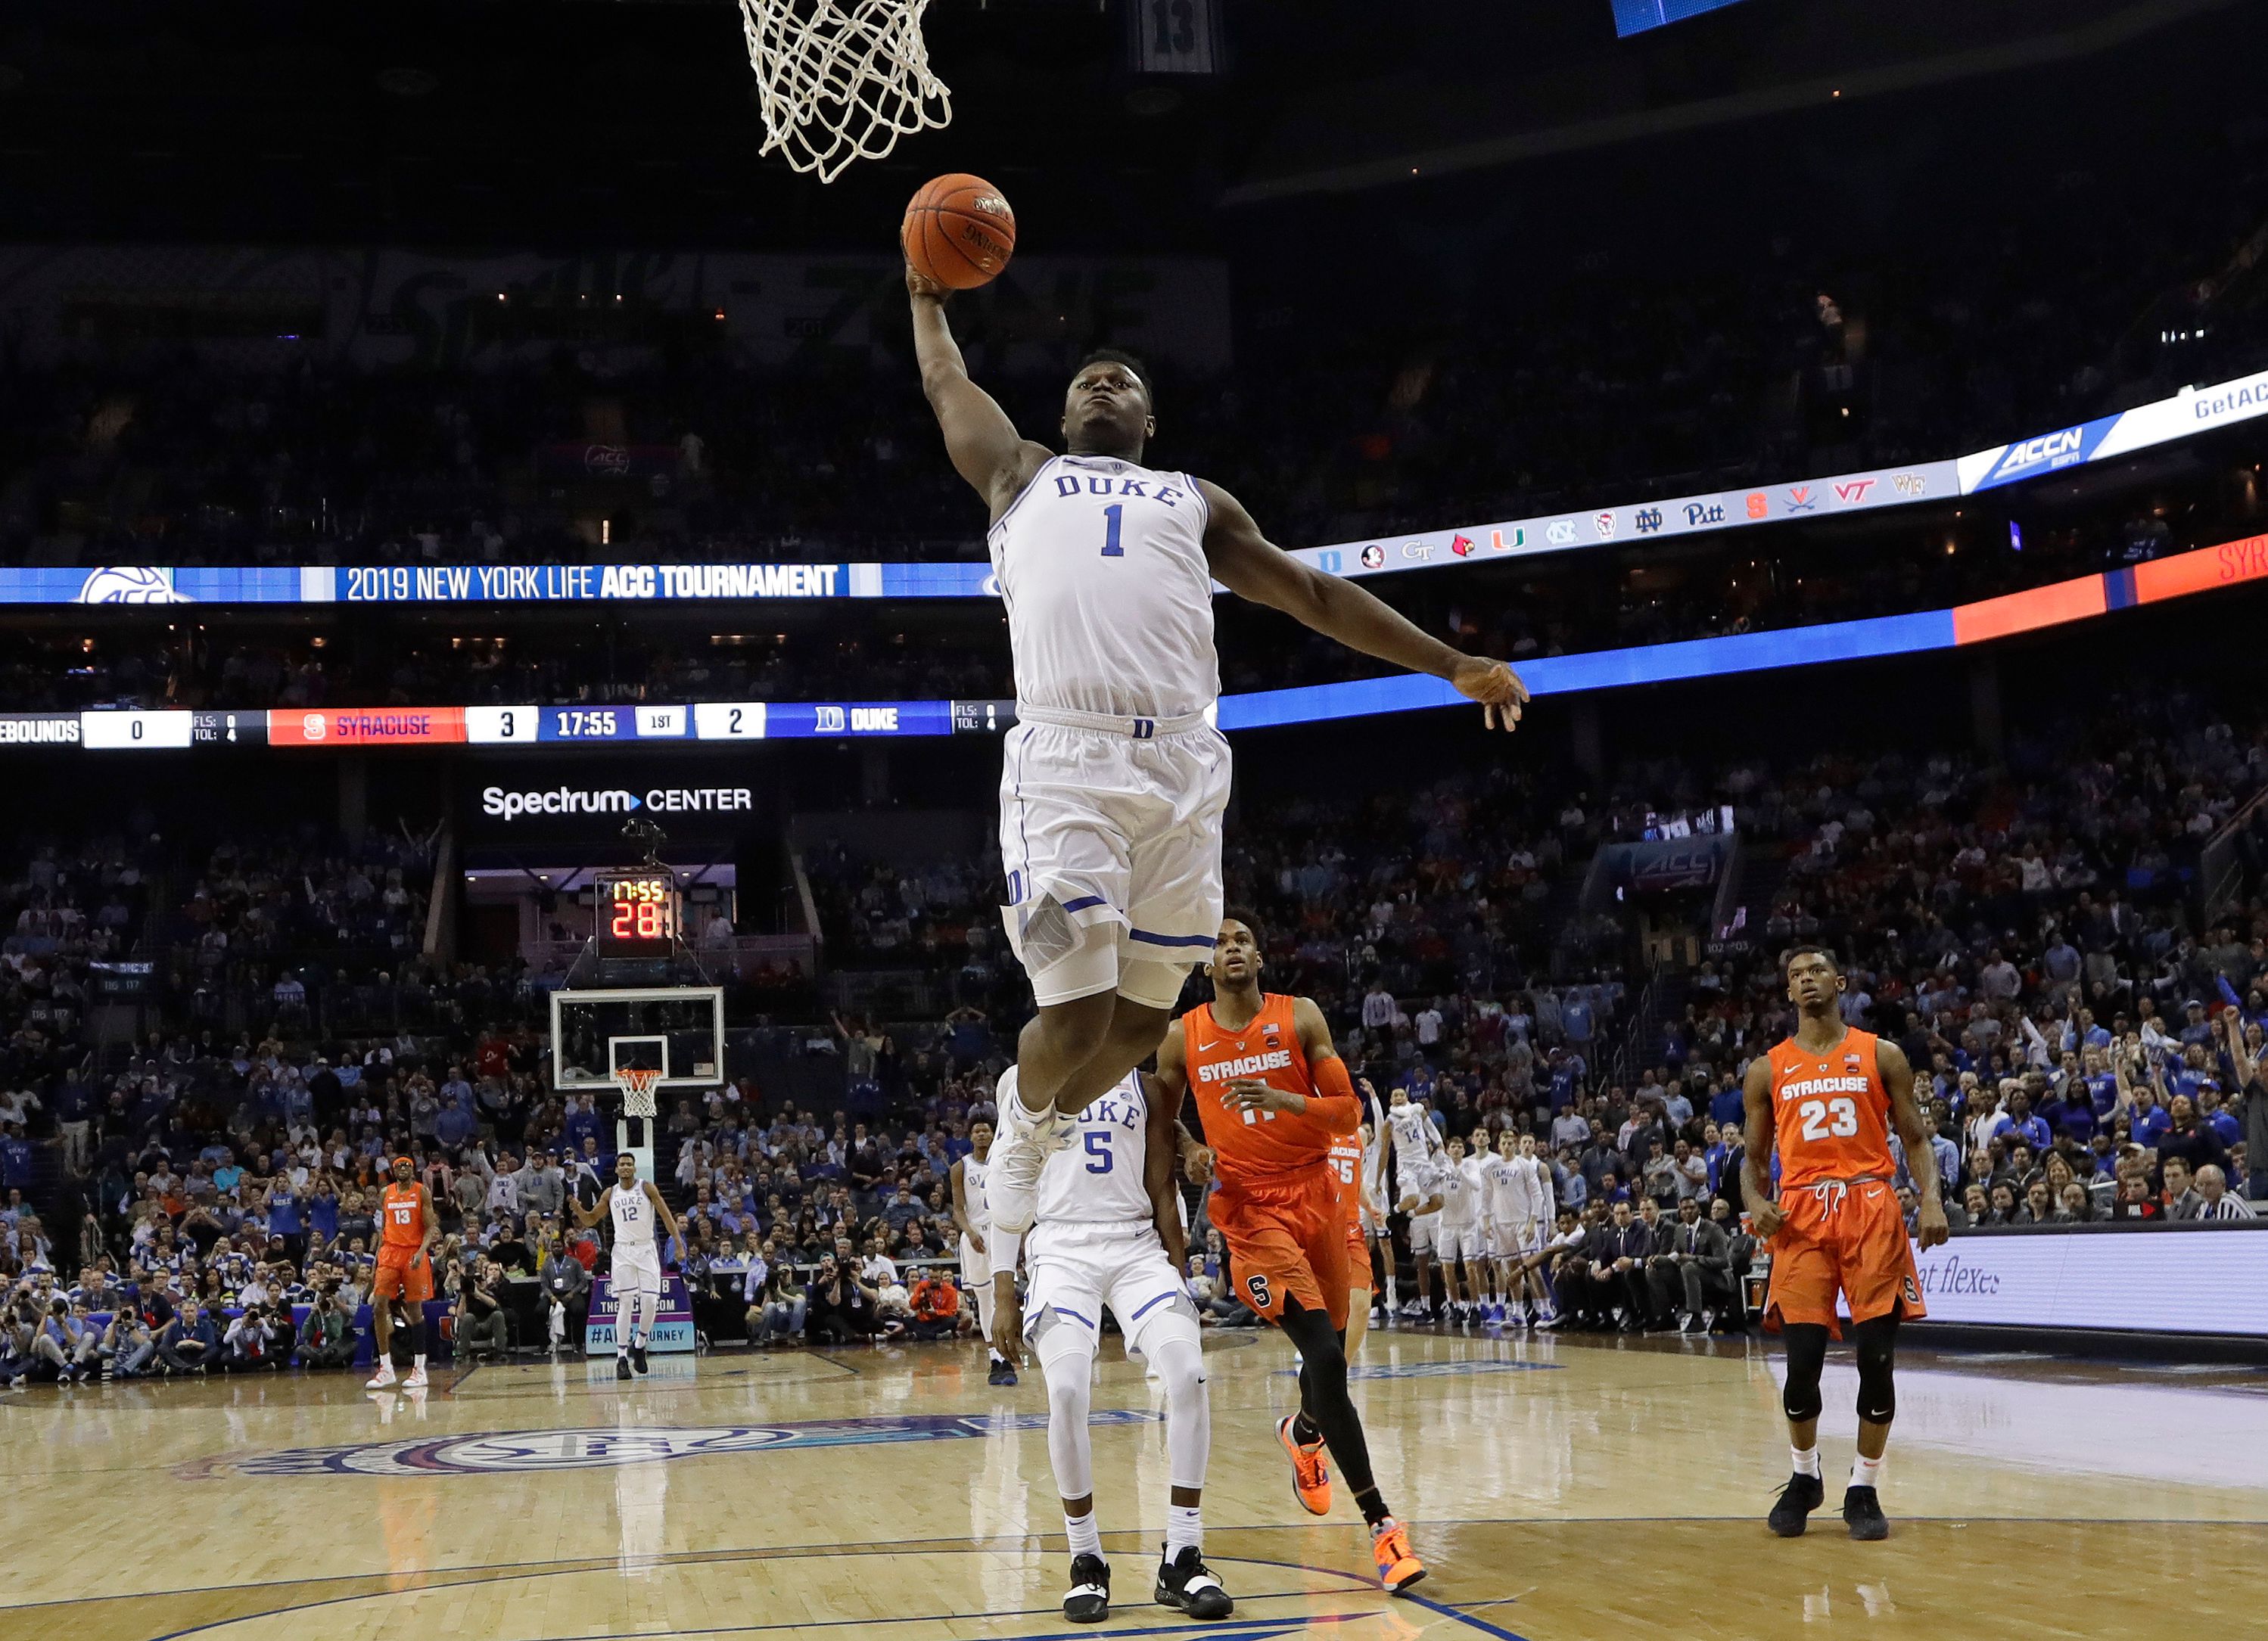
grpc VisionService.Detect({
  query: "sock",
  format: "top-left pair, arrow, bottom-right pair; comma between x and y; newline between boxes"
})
1352,1484 -> 1391,1527
1792,1444 -> 1822,1478
1165,1504 -> 1202,1557
1850,1452 -> 1884,1489
1065,1509 -> 1103,1559
1290,1411 -> 1323,1447
412,1353 -> 426,1369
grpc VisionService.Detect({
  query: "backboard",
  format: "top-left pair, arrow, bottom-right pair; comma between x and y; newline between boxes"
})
549,986 -> 726,1092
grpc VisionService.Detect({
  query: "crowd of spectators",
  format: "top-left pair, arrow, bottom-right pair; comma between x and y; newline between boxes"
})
5,666 -> 2268,1381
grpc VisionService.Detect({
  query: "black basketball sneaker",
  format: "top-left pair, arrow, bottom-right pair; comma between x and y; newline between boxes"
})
1063,1554 -> 1111,1623
1769,1472 -> 1825,1537
1154,1544 -> 1234,1619
1843,1484 -> 1890,1540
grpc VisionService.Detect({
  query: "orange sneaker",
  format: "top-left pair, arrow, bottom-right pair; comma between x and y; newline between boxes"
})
1370,1517 -> 1426,1594
1277,1414 -> 1332,1515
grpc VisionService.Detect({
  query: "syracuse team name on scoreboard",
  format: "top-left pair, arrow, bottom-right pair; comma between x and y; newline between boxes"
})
341,564 -> 845,601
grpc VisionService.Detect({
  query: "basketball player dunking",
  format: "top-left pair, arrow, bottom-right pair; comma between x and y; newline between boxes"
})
1153,913 -> 1426,1593
948,1119 -> 1016,1385
367,1155 -> 436,1390
574,1154 -> 683,1381
907,267 -> 1526,1242
1741,946 -> 1949,1541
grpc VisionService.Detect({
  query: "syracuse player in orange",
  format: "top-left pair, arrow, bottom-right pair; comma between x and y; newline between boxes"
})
366,1155 -> 438,1390
1327,1091 -> 1385,1358
1154,913 -> 1425,1594
1741,946 -> 1949,1542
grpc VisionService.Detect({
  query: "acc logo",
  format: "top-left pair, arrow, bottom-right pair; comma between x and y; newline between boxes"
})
1683,502 -> 1725,527
1359,543 -> 1386,570
1784,486 -> 1817,513
583,444 -> 632,476
1400,539 -> 1433,561
1635,507 -> 1665,534
1834,478 -> 1875,504
1546,518 -> 1578,545
1449,533 -> 1476,557
1593,511 -> 1616,540
1246,1273 -> 1273,1310
191,1415 -> 1167,1478
1891,471 -> 1929,496
79,567 -> 190,604
1744,493 -> 1768,519
1489,527 -> 1524,552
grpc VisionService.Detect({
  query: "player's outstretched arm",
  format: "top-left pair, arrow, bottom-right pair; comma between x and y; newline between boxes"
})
1879,1040 -> 1949,1248
1196,477 -> 1527,732
1738,1058 -> 1784,1239
906,266 -> 1053,515
571,1186 -> 608,1230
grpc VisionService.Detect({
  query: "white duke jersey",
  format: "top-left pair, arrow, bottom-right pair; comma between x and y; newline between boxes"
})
610,1183 -> 657,1250
988,453 -> 1218,720
1033,1071 -> 1153,1229
1513,1152 -> 1556,1223
1437,1156 -> 1484,1229
962,1152 -> 991,1232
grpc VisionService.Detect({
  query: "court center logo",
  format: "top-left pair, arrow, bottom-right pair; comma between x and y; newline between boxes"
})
185,1412 -> 1164,1478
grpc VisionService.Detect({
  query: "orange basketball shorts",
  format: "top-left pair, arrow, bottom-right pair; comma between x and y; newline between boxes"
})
1764,1179 -> 1925,1339
1212,1169 -> 1349,1331
372,1244 -> 434,1305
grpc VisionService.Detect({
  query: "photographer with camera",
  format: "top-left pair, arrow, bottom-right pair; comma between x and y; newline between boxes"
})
454,1254 -> 510,1361
297,1288 -> 357,1369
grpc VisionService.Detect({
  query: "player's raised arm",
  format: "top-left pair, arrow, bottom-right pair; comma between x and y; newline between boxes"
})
1738,1057 -> 1783,1239
1878,1041 -> 1949,1248
1194,477 -> 1527,732
906,266 -> 1053,515
1291,997 -> 1361,1135
571,1184 -> 610,1230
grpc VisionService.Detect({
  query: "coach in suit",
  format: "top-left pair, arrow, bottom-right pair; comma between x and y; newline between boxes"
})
1648,1195 -> 1735,1329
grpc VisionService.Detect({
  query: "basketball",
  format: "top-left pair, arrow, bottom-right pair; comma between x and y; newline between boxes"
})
901,173 -> 1016,290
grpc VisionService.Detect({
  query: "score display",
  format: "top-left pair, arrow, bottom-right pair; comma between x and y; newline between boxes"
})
596,872 -> 678,957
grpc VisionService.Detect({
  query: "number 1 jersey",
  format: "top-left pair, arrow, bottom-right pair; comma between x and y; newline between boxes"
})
1768,1027 -> 1896,1189
988,453 -> 1218,720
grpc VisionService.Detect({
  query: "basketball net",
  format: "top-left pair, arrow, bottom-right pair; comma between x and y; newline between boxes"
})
616,1065 -> 663,1120
739,0 -> 952,183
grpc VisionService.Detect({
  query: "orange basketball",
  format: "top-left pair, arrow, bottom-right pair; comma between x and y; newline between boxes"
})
901,173 -> 1016,291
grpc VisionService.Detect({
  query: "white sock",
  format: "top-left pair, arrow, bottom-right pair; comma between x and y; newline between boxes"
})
412,1353 -> 426,1369
1850,1452 -> 1884,1489
1165,1504 -> 1202,1557
1065,1509 -> 1103,1559
1792,1444 -> 1821,1478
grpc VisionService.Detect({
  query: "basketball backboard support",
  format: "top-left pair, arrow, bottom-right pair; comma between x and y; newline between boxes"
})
549,987 -> 725,1092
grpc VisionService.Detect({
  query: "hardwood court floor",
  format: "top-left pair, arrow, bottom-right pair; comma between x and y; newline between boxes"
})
7,1325 -> 2264,1641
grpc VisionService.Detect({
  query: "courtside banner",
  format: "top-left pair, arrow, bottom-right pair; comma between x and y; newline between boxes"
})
584,1274 -> 697,1355
1896,1228 -> 2268,1335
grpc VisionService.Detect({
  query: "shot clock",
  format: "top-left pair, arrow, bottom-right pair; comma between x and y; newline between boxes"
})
595,869 -> 679,957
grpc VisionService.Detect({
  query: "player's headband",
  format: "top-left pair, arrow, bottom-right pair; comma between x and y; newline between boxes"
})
394,1155 -> 414,1170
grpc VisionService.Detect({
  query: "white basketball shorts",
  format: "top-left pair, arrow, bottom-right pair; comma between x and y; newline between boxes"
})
1436,1222 -> 1486,1266
1408,1211 -> 1442,1256
612,1245 -> 663,1298
998,707 -> 1231,1010
1023,1221 -> 1200,1366
959,1235 -> 990,1290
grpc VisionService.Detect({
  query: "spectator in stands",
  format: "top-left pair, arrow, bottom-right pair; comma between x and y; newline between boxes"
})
297,1289 -> 356,1369
2192,1164 -> 2258,1221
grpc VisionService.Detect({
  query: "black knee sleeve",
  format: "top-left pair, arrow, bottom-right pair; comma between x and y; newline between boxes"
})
1852,1313 -> 1898,1425
1781,1321 -> 1828,1424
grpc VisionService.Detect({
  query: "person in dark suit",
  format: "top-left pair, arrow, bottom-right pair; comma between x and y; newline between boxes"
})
1649,1195 -> 1736,1331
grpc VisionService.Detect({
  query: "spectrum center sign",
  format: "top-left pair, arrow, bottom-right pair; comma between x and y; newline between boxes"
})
480,785 -> 753,822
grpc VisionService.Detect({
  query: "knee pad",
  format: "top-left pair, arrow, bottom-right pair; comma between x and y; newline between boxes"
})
1149,1332 -> 1206,1401
1853,1317 -> 1897,1424
1780,1322 -> 1828,1425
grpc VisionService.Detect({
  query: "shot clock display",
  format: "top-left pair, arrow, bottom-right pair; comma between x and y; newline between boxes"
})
596,870 -> 679,957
